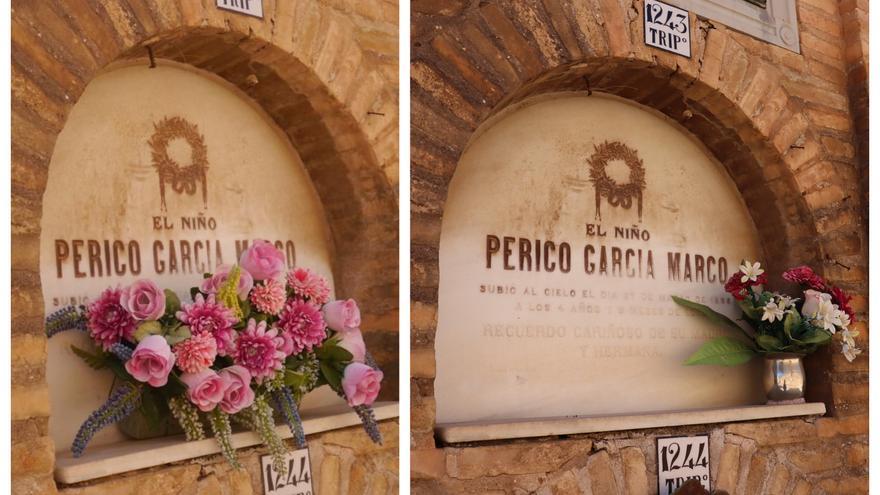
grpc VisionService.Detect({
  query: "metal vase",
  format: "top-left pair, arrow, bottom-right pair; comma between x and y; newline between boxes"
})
763,354 -> 805,402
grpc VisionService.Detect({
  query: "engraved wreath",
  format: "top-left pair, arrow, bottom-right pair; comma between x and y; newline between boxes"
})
148,116 -> 209,210
587,140 -> 646,221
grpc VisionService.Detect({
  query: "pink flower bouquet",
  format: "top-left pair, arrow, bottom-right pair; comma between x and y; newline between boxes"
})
673,261 -> 861,365
46,241 -> 383,473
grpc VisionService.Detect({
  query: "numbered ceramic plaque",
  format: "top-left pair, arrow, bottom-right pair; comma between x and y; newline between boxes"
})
261,449 -> 314,495
435,94 -> 764,423
657,435 -> 711,495
644,0 -> 692,57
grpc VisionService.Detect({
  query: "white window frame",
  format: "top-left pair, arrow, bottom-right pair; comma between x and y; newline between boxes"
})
667,0 -> 800,53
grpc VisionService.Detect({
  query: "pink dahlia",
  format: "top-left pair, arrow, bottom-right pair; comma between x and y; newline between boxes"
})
176,294 -> 238,356
249,278 -> 287,316
287,268 -> 331,305
277,300 -> 327,355
232,319 -> 286,383
174,333 -> 218,374
88,287 -> 137,350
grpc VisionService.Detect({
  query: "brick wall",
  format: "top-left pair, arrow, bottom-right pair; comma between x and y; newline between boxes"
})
410,0 -> 868,493
11,1 -> 398,493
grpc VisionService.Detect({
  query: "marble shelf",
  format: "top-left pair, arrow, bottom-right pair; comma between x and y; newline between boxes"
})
436,402 -> 826,444
55,401 -> 399,484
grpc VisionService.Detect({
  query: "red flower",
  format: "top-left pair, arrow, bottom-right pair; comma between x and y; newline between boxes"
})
782,265 -> 827,291
724,273 -> 749,300
831,286 -> 856,324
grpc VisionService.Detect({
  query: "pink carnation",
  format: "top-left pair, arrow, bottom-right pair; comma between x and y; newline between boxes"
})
232,319 -> 286,383
174,333 -> 218,374
277,300 -> 327,355
287,268 -> 331,305
176,294 -> 238,356
87,287 -> 137,350
249,279 -> 287,316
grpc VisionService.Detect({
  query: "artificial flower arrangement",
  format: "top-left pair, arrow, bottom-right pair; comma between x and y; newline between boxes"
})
673,261 -> 861,365
46,240 -> 383,475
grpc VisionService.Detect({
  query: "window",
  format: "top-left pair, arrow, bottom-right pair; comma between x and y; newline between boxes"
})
668,0 -> 799,52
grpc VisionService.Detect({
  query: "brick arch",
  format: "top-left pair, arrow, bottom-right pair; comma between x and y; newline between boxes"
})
411,2 -> 864,438
12,2 -> 396,490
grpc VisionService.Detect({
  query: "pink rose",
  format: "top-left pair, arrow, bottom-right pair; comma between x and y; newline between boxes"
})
218,365 -> 255,414
338,329 -> 366,363
200,265 -> 254,300
124,335 -> 176,387
120,279 -> 166,321
802,289 -> 831,317
341,362 -> 382,407
239,240 -> 286,281
180,369 -> 230,412
323,299 -> 361,333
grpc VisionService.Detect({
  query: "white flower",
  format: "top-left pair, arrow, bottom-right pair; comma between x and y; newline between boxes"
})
839,328 -> 861,362
814,299 -> 844,334
739,261 -> 765,283
761,301 -> 785,323
842,342 -> 862,362
841,328 -> 859,347
838,311 -> 852,330
776,294 -> 799,310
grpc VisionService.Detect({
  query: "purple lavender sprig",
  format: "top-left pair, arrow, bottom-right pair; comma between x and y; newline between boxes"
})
71,381 -> 142,457
365,351 -> 380,371
273,386 -> 306,448
353,404 -> 382,445
360,351 -> 383,444
46,305 -> 88,338
108,343 -> 133,362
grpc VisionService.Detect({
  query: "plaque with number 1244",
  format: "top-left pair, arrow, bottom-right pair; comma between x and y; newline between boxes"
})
261,448 -> 313,495
656,435 -> 710,495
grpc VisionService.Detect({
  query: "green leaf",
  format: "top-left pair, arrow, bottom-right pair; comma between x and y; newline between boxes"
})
672,296 -> 752,339
71,345 -> 109,369
164,289 -> 181,316
164,325 -> 191,346
316,343 -> 354,363
796,328 -> 832,345
320,361 -> 343,390
239,299 -> 251,320
684,337 -> 757,366
756,334 -> 784,352
284,369 -> 308,389
133,321 -> 163,342
737,299 -> 762,321
783,311 -> 802,341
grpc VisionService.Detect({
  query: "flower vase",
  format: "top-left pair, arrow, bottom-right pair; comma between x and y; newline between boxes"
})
118,406 -> 183,440
763,353 -> 806,404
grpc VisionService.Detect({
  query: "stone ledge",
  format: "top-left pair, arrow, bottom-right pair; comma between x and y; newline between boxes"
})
436,403 -> 826,444
55,401 -> 399,484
